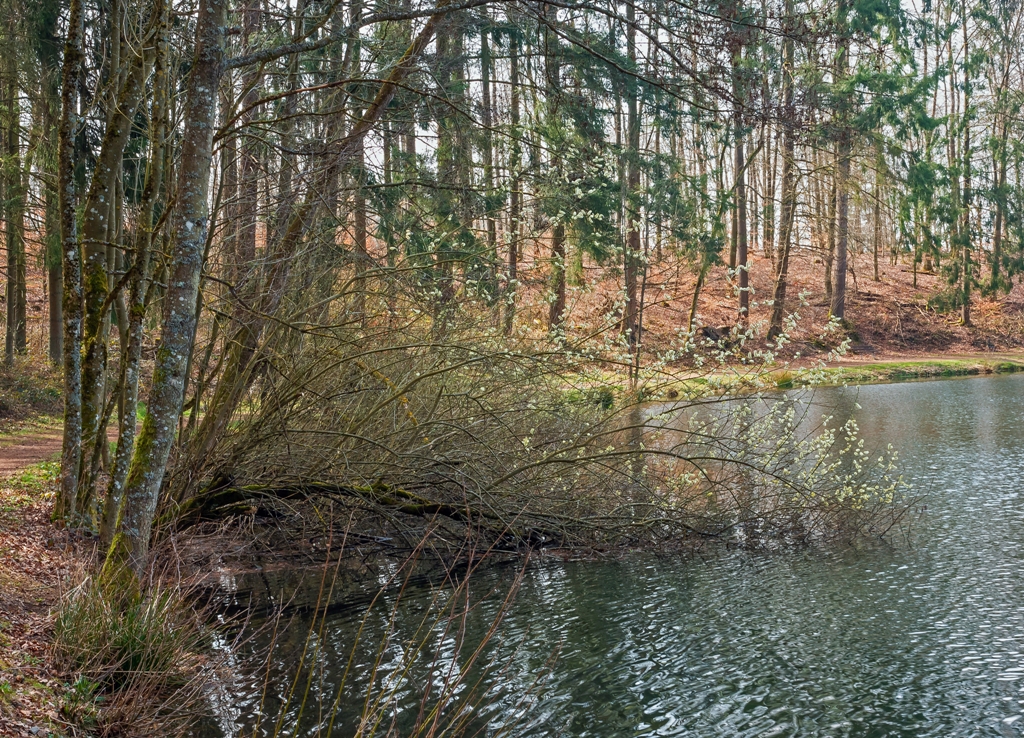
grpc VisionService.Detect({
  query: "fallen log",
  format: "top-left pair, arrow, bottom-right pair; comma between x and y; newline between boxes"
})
173,479 -> 562,547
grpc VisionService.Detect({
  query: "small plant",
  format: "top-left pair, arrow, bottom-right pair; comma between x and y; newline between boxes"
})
51,572 -> 215,736
59,676 -> 102,732
774,370 -> 795,389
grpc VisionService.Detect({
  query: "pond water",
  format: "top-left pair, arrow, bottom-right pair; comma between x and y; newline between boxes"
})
213,374 -> 1024,737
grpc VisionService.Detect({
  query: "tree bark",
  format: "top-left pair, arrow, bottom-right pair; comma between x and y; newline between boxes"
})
77,21 -> 155,515
768,0 -> 796,340
830,137 -> 851,320
106,0 -> 228,576
99,0 -> 169,550
544,7 -> 565,330
503,30 -> 521,335
480,19 -> 497,282
5,52 -> 26,364
959,10 -> 973,326
731,37 -> 749,321
872,141 -> 882,282
56,0 -> 84,521
624,2 -> 641,357
829,0 -> 851,321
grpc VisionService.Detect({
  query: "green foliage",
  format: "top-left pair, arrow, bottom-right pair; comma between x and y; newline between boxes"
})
926,286 -> 966,313
7,461 -> 59,496
58,676 -> 103,732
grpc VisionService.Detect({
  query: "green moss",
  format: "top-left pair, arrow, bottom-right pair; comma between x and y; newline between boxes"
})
562,386 -> 617,409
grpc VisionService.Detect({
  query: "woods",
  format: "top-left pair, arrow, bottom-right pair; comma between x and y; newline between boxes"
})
0,0 -> 1020,583
5,0 -> 1024,733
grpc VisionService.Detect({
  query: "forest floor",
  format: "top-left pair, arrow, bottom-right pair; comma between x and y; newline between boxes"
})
0,365 -> 89,738
12,242 -> 1024,370
509,245 -> 1024,360
0,461 -> 82,738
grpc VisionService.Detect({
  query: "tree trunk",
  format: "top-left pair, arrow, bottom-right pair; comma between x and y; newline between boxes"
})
829,1 -> 851,321
350,0 -> 368,322
56,0 -> 85,521
830,137 -> 851,320
5,55 -> 26,364
959,11 -> 972,326
990,124 -> 1007,290
764,124 -> 777,260
77,21 -> 155,515
105,0 -> 228,576
731,36 -> 748,322
872,141 -> 882,282
236,0 -> 260,296
544,10 -> 566,331
480,20 -> 497,284
768,0 -> 796,340
99,0 -> 168,550
624,2 -> 641,356
504,31 -> 521,335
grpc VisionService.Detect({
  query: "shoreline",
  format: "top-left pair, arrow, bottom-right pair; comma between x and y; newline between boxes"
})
806,353 -> 1024,387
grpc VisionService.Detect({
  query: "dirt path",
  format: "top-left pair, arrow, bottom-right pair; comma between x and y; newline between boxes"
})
0,419 -> 122,477
0,418 -> 77,736
0,423 -> 63,475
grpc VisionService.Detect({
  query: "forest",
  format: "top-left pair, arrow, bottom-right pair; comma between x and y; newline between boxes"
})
0,0 -> 1022,733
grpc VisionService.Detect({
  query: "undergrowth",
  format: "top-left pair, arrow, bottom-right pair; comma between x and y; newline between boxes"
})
51,573 -> 217,737
0,359 -> 62,422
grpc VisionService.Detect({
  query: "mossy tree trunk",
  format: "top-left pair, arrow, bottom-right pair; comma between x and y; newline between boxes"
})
55,0 -> 84,521
106,0 -> 228,575
76,9 -> 157,517
99,0 -> 169,550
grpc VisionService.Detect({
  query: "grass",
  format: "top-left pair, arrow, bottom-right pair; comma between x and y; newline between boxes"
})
813,358 -> 1024,386
0,462 -> 58,514
558,356 -> 1024,407
51,572 -> 215,736
9,461 -> 60,493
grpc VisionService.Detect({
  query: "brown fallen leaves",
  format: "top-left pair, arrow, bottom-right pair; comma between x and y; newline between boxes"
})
0,467 -> 92,738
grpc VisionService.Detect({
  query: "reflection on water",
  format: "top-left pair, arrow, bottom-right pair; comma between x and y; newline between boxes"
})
216,374 -> 1024,737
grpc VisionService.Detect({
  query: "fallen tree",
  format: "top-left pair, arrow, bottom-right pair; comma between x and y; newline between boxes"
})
158,305 -> 911,555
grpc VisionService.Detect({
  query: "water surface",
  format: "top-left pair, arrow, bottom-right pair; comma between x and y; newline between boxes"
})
217,374 -> 1024,737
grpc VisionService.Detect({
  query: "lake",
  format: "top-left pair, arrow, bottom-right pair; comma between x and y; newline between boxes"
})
210,373 -> 1024,737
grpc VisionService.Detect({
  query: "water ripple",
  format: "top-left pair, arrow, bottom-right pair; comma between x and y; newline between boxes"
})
224,374 -> 1024,737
